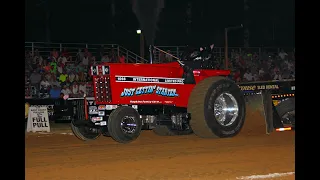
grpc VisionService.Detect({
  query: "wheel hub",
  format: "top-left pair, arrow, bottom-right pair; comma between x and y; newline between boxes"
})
120,116 -> 137,134
213,93 -> 239,126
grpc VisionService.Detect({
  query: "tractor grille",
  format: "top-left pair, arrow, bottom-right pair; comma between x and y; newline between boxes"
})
91,65 -> 111,103
94,76 -> 112,103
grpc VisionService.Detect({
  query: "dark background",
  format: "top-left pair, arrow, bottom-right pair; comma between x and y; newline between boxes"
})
25,0 -> 295,52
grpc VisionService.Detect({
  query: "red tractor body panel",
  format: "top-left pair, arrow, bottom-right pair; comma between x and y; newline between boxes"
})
92,62 -> 230,107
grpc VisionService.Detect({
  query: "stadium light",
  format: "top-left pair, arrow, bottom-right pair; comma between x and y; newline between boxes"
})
136,29 -> 142,34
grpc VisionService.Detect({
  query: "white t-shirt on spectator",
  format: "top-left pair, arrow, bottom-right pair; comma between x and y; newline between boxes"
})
79,84 -> 86,94
258,69 -> 264,75
38,56 -> 43,66
61,88 -> 72,96
32,56 -> 38,65
69,74 -> 75,82
57,65 -> 63,74
243,72 -> 253,81
40,80 -> 51,89
278,52 -> 288,60
82,56 -> 89,66
273,74 -> 283,80
72,85 -> 79,95
59,57 -> 67,65
253,74 -> 259,81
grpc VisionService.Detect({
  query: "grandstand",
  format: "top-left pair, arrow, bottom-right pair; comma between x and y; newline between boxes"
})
25,42 -> 295,99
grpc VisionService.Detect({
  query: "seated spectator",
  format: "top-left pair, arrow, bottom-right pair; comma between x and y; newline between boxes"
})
68,71 -> 76,83
59,70 -> 68,86
39,76 -> 51,98
50,60 -> 57,74
50,85 -> 61,98
71,83 -> 79,98
273,71 -> 283,80
49,73 -> 60,87
243,70 -> 253,82
101,55 -> 110,62
61,85 -> 72,97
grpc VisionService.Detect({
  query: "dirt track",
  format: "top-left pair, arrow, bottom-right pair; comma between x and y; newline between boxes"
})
25,110 -> 295,180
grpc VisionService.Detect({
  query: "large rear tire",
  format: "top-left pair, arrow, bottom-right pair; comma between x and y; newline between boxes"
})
71,121 -> 101,141
108,106 -> 142,143
188,76 -> 246,138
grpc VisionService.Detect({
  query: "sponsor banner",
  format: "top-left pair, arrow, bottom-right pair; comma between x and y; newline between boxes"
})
120,85 -> 178,97
238,84 -> 279,91
115,76 -> 184,84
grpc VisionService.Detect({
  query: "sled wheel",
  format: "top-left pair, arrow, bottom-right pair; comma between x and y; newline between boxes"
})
275,98 -> 295,127
188,76 -> 246,138
108,106 -> 142,143
71,121 -> 101,141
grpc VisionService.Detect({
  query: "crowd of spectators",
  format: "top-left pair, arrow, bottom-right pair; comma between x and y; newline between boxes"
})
25,44 -> 295,99
158,47 -> 295,82
25,46 -> 126,99
227,48 -> 295,82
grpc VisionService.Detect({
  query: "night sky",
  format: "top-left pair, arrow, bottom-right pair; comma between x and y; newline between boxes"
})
25,0 -> 294,52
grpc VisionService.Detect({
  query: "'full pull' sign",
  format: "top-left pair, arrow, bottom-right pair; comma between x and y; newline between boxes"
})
27,106 -> 50,133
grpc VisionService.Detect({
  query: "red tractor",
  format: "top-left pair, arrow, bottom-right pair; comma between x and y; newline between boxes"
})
70,48 -> 248,143
70,48 -> 294,143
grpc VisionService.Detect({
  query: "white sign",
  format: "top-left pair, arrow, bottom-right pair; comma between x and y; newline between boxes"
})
26,106 -> 50,133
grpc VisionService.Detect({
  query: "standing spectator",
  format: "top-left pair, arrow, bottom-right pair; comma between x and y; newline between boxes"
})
98,45 -> 105,60
84,48 -> 92,58
119,54 -> 125,63
165,50 -> 173,62
61,48 -> 72,62
82,53 -> 89,66
278,49 -> 288,60
51,49 -> 59,60
109,49 -> 117,62
30,69 -> 42,92
79,82 -> 87,96
58,54 -> 68,66
76,49 -> 84,65
159,51 -> 165,63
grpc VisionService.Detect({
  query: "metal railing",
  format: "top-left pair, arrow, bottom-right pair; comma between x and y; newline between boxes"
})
153,46 -> 295,63
25,42 -> 147,63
